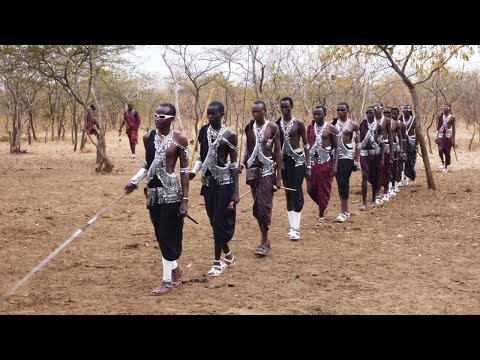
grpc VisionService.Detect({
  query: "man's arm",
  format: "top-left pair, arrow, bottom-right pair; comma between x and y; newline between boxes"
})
119,111 -> 126,134
387,119 -> 394,161
299,121 -> 311,179
239,125 -> 249,173
331,125 -> 339,176
227,131 -> 240,205
334,125 -> 340,175
452,117 -> 456,147
177,133 -> 190,218
189,129 -> 203,179
124,132 -> 150,193
396,122 -> 404,157
353,122 -> 360,163
272,123 -> 282,190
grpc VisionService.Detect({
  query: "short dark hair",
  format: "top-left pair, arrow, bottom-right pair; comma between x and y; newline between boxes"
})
314,105 -> 327,114
392,107 -> 399,113
159,103 -> 176,116
280,96 -> 294,107
338,102 -> 349,110
209,101 -> 224,113
253,100 -> 266,111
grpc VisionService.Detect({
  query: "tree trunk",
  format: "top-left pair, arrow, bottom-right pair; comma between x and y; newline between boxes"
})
51,114 -> 55,141
410,86 -> 436,190
5,80 -> 23,153
161,50 -> 184,132
80,110 -> 87,150
426,114 -> 435,154
58,105 -> 66,140
250,46 -> 259,100
193,90 -> 201,150
72,100 -> 78,151
30,111 -> 37,141
469,121 -> 475,150
26,112 -> 31,145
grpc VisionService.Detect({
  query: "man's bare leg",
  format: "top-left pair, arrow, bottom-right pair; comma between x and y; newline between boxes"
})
361,170 -> 368,210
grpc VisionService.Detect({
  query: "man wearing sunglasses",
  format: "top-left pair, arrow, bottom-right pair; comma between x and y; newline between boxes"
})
240,100 -> 282,257
124,103 -> 189,296
189,101 -> 239,277
333,102 -> 359,223
358,106 -> 382,210
119,103 -> 142,159
399,104 -> 417,184
276,97 -> 310,240
373,102 -> 394,203
435,103 -> 456,173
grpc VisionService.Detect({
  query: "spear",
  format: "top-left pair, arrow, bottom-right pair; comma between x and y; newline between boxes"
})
3,192 -> 128,300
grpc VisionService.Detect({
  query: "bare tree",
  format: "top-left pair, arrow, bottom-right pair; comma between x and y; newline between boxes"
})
18,45 -> 133,172
163,45 -> 236,141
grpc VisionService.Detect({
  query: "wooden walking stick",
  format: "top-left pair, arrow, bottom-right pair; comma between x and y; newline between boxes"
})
189,88 -> 217,169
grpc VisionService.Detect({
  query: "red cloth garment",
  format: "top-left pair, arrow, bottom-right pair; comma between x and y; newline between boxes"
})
309,160 -> 334,212
124,110 -> 141,131
126,129 -> 138,145
86,110 -> 98,134
437,137 -> 452,166
307,122 -> 334,212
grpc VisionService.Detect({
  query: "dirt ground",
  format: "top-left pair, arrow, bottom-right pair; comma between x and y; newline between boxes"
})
1,126 -> 479,314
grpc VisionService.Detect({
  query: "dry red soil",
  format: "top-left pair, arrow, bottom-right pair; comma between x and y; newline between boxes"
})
1,128 -> 479,314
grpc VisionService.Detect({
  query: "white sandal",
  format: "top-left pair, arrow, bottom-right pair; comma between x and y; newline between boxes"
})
207,262 -> 227,277
336,213 -> 347,223
223,254 -> 235,267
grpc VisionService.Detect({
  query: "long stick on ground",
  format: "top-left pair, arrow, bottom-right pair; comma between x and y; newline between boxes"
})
240,190 -> 251,199
3,192 -> 128,300
189,88 -> 216,169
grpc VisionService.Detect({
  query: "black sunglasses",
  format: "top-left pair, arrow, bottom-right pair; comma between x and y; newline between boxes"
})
336,108 -> 347,111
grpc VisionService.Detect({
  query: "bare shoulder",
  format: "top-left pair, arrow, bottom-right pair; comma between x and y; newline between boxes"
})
295,118 -> 305,125
328,123 -> 339,134
173,131 -> 189,148
350,120 -> 360,130
143,131 -> 152,142
268,121 -> 279,131
224,128 -> 238,143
